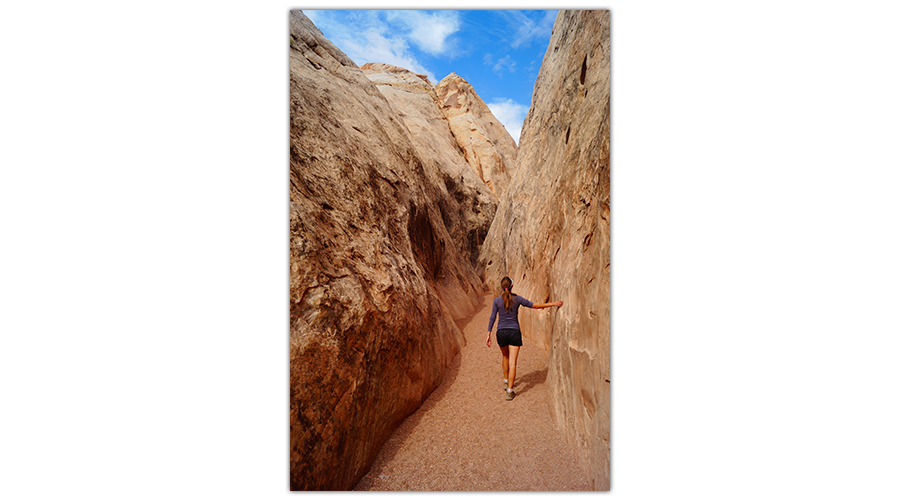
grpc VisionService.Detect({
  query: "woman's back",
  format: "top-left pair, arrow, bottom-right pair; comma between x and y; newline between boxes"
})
489,294 -> 534,331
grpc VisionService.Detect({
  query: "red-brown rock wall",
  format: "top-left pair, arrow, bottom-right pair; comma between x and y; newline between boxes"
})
478,10 -> 611,490
290,11 -> 492,490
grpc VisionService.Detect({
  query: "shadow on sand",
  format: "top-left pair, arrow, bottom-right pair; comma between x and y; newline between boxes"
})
513,366 -> 547,397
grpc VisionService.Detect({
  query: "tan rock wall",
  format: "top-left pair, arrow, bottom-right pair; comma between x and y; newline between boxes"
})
290,11 -> 491,490
361,63 -> 498,319
434,73 -> 518,201
478,10 -> 611,490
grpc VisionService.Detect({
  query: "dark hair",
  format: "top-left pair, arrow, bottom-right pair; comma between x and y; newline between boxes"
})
500,276 -> 517,312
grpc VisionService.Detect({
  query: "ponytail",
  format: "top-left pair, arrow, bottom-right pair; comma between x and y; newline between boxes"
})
500,276 -> 516,312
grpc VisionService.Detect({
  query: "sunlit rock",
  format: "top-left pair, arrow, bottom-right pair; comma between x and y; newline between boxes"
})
434,73 -> 519,201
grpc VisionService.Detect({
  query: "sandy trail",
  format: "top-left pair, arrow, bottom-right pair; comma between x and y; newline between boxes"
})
354,294 -> 589,491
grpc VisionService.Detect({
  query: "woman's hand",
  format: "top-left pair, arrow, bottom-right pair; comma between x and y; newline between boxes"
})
556,300 -> 564,307
486,332 -> 492,347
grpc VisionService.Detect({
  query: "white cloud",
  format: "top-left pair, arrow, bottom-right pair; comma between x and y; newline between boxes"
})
301,10 -> 441,82
487,98 -> 529,145
343,28 -> 437,82
385,10 -> 461,55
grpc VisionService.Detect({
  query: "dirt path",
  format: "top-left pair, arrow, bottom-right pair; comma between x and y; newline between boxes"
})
354,294 -> 589,491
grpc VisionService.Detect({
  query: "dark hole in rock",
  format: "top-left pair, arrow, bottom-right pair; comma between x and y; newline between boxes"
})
565,125 -> 570,144
443,174 -> 457,193
580,55 -> 587,85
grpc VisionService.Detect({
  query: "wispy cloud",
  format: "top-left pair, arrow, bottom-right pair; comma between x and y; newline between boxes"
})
301,10 -> 462,83
490,55 -> 516,77
500,10 -> 558,49
525,58 -> 542,78
483,54 -> 517,78
487,98 -> 529,145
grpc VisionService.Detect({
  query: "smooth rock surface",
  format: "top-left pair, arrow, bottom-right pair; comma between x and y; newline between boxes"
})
434,73 -> 518,201
290,11 -> 493,490
478,10 -> 611,490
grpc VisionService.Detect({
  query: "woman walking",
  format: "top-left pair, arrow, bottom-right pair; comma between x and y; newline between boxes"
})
486,276 -> 563,400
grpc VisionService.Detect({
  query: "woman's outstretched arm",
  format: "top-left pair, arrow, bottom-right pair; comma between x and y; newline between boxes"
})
531,300 -> 563,309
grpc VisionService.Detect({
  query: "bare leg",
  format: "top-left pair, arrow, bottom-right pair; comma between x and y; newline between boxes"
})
507,345 -> 520,390
499,345 -> 510,380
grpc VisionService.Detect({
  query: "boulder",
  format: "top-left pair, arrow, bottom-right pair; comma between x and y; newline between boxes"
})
478,10 -> 611,490
434,73 -> 518,200
289,11 -> 490,490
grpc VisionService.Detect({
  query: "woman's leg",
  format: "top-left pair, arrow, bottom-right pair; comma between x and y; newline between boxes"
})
499,345 -> 510,380
507,345 -> 520,390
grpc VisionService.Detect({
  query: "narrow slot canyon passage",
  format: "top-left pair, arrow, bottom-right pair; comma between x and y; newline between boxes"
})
354,294 -> 589,491
290,10 -> 610,490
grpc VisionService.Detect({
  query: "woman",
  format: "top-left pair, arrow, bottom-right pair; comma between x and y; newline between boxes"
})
486,276 -> 563,400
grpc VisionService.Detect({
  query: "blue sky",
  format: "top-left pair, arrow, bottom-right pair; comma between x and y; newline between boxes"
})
303,10 -> 558,144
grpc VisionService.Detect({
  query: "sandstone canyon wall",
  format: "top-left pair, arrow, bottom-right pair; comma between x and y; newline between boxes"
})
478,10 -> 611,490
290,11 -> 500,490
360,63 -> 499,316
434,73 -> 519,201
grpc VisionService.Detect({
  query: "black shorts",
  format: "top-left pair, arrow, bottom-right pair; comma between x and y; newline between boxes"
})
496,329 -> 522,347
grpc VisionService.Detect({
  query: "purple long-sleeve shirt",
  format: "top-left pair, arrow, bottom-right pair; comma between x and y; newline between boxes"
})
488,294 -> 534,331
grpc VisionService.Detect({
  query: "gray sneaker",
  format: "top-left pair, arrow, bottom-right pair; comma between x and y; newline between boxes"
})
505,390 -> 516,401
